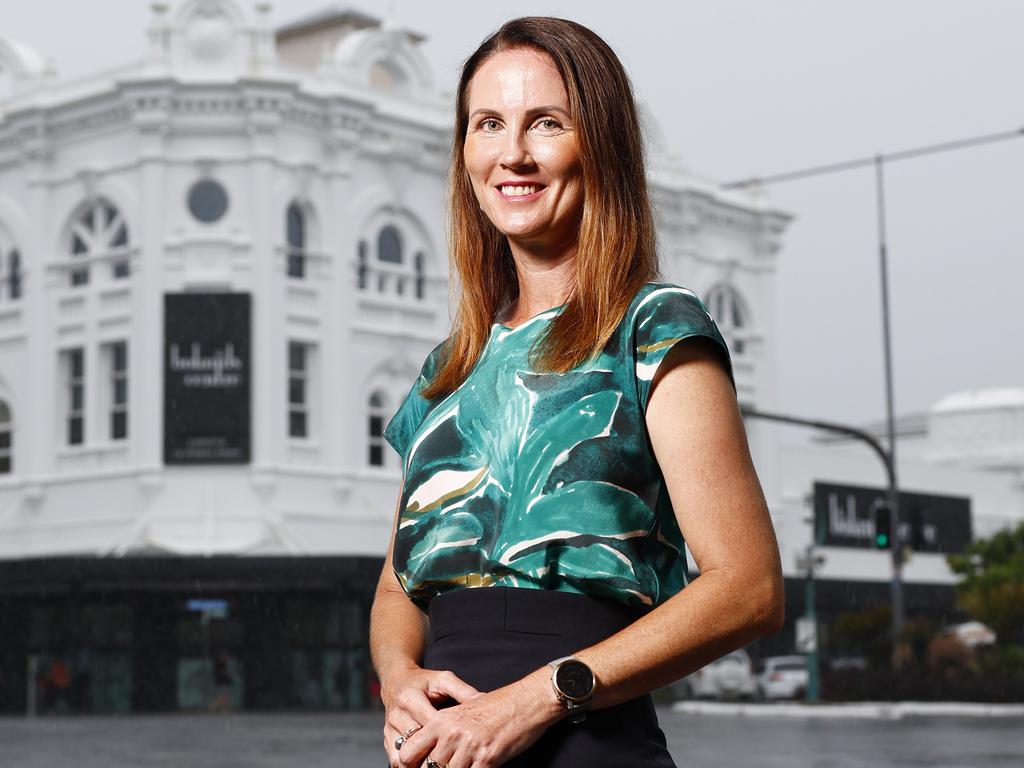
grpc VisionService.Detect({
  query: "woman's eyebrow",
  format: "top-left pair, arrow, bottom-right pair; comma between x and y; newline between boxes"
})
468,105 -> 571,120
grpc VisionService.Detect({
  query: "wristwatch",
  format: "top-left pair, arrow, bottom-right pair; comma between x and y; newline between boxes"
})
548,656 -> 595,723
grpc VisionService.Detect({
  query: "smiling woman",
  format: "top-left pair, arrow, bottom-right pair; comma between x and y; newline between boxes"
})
370,16 -> 783,768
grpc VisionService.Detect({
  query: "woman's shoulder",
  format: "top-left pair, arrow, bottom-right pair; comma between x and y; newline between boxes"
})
627,280 -> 712,326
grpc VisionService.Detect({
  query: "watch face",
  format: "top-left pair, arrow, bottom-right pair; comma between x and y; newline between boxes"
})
555,660 -> 594,700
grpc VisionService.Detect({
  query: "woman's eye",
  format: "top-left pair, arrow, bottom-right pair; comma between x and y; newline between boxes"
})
535,118 -> 561,131
479,118 -> 502,131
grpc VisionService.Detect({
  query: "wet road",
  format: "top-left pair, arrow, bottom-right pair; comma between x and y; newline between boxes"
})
1,708 -> 1021,767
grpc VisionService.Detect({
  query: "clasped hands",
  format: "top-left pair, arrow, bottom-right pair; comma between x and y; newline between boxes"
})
382,663 -> 563,768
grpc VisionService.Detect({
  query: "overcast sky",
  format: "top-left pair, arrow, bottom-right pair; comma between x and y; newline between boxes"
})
2,0 -> 1021,429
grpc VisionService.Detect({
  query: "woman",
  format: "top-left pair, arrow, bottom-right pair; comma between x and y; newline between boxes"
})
370,16 -> 784,768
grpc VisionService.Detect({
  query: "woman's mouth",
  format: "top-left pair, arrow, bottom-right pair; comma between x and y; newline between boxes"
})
496,184 -> 546,200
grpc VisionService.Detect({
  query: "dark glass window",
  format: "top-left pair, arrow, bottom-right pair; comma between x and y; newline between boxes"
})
288,341 -> 309,439
110,341 -> 128,441
414,251 -> 425,299
0,400 -> 10,475
66,348 -> 84,446
286,204 -> 306,279
8,250 -> 21,300
367,390 -> 387,467
357,240 -> 368,290
187,180 -> 229,223
287,204 -> 305,249
368,443 -> 383,467
377,226 -> 402,264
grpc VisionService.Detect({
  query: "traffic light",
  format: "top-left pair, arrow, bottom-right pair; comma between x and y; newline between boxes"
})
873,505 -> 892,549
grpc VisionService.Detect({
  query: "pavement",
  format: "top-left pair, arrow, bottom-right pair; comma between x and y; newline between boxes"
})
1,706 -> 1022,767
672,700 -> 1024,719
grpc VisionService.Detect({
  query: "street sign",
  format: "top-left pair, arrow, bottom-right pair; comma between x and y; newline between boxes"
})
813,481 -> 971,553
796,617 -> 817,654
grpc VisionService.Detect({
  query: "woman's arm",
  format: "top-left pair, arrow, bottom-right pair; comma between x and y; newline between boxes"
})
396,337 -> 784,768
369,493 -> 429,687
569,336 -> 784,705
371,492 -> 481,766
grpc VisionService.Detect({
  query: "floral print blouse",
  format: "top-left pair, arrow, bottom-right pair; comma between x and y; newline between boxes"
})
383,281 -> 734,610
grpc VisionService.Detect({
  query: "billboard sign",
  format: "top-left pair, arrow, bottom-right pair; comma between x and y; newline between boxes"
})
813,481 -> 971,553
164,292 -> 251,464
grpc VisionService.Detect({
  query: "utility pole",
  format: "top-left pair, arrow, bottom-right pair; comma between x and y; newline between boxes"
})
727,126 -> 1024,657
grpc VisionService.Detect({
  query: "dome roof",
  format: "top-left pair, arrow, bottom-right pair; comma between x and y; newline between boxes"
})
932,388 -> 1024,413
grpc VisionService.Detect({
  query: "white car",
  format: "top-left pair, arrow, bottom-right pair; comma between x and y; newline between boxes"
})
756,655 -> 809,700
681,649 -> 757,700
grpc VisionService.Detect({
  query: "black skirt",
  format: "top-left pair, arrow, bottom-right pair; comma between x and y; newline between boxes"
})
422,586 -> 677,767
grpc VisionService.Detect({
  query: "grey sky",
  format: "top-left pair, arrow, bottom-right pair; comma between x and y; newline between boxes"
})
2,0 -> 1021,427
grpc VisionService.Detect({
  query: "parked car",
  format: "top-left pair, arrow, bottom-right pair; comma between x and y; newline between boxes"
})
680,649 -> 757,700
756,655 -> 809,700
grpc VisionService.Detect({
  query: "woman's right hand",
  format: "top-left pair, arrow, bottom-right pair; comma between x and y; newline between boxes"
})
381,663 -> 481,768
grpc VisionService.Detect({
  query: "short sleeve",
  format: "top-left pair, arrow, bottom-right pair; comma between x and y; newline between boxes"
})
382,342 -> 443,464
633,284 -> 736,411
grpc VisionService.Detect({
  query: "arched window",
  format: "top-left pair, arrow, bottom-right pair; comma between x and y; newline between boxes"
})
8,250 -> 21,300
358,219 -> 429,299
368,391 -> 387,467
68,199 -> 131,286
286,202 -> 306,279
705,284 -> 750,355
377,225 -> 402,265
0,400 -> 10,474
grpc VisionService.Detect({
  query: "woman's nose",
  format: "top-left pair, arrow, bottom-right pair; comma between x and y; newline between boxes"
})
499,131 -> 532,169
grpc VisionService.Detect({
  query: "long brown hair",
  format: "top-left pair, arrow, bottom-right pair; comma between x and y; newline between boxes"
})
422,16 -> 658,401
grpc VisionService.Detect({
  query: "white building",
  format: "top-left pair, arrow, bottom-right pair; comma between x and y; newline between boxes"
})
1,1 -> 1017,714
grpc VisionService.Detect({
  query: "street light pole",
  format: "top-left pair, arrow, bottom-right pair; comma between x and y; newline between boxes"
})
874,155 -> 905,652
724,126 -> 1023,657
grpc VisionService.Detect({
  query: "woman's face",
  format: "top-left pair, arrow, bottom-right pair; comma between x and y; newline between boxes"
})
463,48 -> 584,254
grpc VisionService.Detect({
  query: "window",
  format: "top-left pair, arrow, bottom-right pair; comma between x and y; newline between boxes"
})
7,250 -> 21,300
0,400 -> 11,474
288,341 -> 308,439
64,348 -> 85,446
107,341 -> 128,440
187,180 -> 229,224
705,284 -> 750,355
367,391 -> 386,467
377,225 -> 402,265
414,251 -> 425,300
68,199 -> 131,285
357,240 -> 368,290
286,203 -> 305,279
358,221 -> 428,298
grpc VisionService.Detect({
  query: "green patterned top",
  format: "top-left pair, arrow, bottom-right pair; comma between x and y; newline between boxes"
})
383,281 -> 734,610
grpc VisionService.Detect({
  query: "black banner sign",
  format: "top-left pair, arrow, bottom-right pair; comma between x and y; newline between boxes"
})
813,481 -> 972,553
164,293 -> 251,464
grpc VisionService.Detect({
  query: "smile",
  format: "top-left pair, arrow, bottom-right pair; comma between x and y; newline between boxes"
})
497,184 -> 546,199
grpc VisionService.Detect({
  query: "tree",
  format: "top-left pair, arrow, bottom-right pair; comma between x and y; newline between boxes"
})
947,521 -> 1024,645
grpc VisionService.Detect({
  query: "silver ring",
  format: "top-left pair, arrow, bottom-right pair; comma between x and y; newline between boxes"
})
426,759 -> 448,768
394,735 -> 405,750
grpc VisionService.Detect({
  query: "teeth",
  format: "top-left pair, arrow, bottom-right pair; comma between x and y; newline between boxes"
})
500,185 -> 538,196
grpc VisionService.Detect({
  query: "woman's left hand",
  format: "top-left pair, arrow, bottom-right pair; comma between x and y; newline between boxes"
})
396,667 -> 563,768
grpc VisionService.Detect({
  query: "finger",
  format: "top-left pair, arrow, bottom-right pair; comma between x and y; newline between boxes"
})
393,685 -> 441,726
385,722 -> 426,768
426,670 -> 480,704
396,718 -> 440,768
386,713 -> 423,744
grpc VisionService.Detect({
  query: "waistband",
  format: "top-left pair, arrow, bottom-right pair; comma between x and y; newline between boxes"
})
426,586 -> 646,648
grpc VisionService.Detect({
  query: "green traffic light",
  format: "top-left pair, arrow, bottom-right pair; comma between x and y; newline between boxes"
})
876,534 -> 889,548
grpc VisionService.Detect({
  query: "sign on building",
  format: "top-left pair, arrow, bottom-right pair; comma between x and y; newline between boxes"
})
813,481 -> 971,553
164,293 -> 251,464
